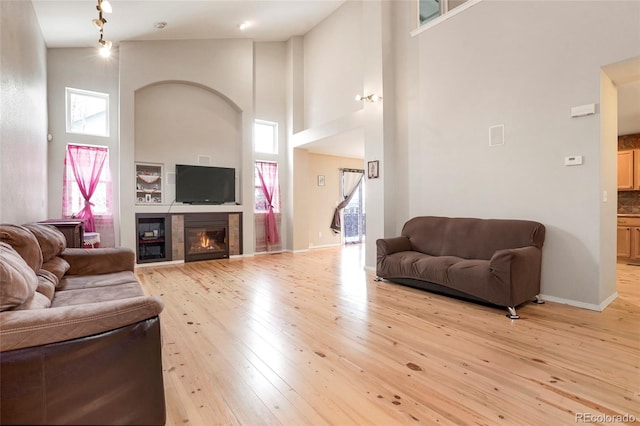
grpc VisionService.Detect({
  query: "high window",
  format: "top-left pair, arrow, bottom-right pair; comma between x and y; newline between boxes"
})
419,0 -> 470,26
254,120 -> 278,154
66,87 -> 109,137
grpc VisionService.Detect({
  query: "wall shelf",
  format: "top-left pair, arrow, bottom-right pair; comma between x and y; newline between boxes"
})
136,162 -> 163,204
136,213 -> 172,263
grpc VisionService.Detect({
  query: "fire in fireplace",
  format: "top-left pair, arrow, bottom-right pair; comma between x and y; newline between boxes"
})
185,224 -> 229,262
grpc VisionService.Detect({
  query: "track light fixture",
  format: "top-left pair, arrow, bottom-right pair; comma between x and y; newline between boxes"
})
92,17 -> 105,30
97,0 -> 112,13
355,94 -> 382,103
94,0 -> 112,57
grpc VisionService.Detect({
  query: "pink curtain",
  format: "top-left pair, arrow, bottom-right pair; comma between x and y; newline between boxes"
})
255,161 -> 280,244
63,144 -> 108,233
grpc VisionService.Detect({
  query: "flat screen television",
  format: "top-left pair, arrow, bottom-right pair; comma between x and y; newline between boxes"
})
175,164 -> 235,205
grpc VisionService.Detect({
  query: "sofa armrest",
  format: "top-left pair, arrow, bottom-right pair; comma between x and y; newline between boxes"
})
377,236 -> 412,257
0,296 -> 163,352
61,247 -> 135,276
489,246 -> 542,306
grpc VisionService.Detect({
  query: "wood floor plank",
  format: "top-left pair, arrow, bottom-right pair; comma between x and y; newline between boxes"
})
136,247 -> 640,425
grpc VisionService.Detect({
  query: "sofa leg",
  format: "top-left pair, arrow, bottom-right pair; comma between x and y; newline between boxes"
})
506,306 -> 520,319
531,295 -> 545,304
374,276 -> 382,282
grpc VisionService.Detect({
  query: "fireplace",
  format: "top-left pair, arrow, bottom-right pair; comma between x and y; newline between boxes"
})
184,214 -> 229,262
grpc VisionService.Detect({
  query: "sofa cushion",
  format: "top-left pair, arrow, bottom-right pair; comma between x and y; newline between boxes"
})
42,257 -> 71,285
0,224 -> 43,273
13,292 -> 52,310
412,255 -> 464,286
23,223 -> 67,262
57,271 -> 139,292
51,282 -> 145,308
36,271 -> 57,300
0,242 -> 38,311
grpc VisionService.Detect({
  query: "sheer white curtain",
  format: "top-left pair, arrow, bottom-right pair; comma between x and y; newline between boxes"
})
330,170 -> 364,234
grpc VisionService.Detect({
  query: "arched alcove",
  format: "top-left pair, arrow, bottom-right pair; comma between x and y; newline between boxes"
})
134,81 -> 242,204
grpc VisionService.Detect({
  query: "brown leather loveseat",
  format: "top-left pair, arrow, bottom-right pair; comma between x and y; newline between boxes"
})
376,216 -> 546,318
0,223 -> 165,425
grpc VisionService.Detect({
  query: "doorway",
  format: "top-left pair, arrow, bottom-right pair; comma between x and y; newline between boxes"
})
604,56 -> 640,297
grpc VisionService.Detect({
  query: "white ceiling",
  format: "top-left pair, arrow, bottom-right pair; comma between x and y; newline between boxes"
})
32,0 -> 346,47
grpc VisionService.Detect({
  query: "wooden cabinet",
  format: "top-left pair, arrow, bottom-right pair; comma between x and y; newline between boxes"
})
636,150 -> 640,191
136,163 -> 163,204
39,219 -> 84,248
136,213 -> 172,264
617,216 -> 640,263
617,226 -> 632,258
618,149 -> 640,191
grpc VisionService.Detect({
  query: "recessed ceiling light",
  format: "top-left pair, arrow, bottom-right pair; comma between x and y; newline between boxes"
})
238,21 -> 251,31
154,22 -> 167,29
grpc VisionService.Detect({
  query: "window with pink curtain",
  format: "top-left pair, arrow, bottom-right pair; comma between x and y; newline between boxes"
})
255,161 -> 281,249
62,144 -> 114,246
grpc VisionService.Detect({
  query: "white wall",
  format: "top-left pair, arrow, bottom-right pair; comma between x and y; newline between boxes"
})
303,0 -> 363,129
0,1 -> 48,224
134,82 -> 241,204
119,39 -> 255,254
401,1 -> 640,308
46,48 -> 120,244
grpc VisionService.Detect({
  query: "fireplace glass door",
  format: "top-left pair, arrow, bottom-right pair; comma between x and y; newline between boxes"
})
185,226 -> 228,261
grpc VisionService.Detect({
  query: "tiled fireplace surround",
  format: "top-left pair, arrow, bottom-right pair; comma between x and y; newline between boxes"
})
170,212 -> 242,261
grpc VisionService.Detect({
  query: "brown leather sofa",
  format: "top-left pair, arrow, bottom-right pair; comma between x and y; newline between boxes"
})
376,216 -> 546,318
0,223 -> 165,425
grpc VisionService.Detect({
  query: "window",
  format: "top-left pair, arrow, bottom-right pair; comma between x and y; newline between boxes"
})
66,87 -> 109,137
419,0 -> 470,26
62,144 -> 112,230
255,160 -> 281,248
254,120 -> 278,154
255,161 -> 280,213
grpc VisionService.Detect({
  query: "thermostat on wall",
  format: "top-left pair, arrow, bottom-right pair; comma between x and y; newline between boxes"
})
571,104 -> 596,117
564,155 -> 583,166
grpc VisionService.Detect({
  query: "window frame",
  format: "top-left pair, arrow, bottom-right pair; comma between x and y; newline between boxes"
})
254,119 -> 278,155
63,143 -> 112,218
65,87 -> 110,137
413,0 -> 481,36
254,160 -> 280,214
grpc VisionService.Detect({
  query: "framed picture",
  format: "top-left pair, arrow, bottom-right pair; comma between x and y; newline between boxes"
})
317,175 -> 325,186
367,160 -> 379,179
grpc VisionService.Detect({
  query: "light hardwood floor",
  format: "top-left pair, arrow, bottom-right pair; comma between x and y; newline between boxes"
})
136,246 -> 640,426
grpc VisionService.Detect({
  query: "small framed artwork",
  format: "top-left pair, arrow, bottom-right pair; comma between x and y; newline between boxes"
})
367,160 -> 379,179
317,175 -> 325,186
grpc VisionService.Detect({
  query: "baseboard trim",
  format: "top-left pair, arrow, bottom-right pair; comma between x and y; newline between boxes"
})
309,243 -> 341,249
135,259 -> 184,268
540,292 -> 618,312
